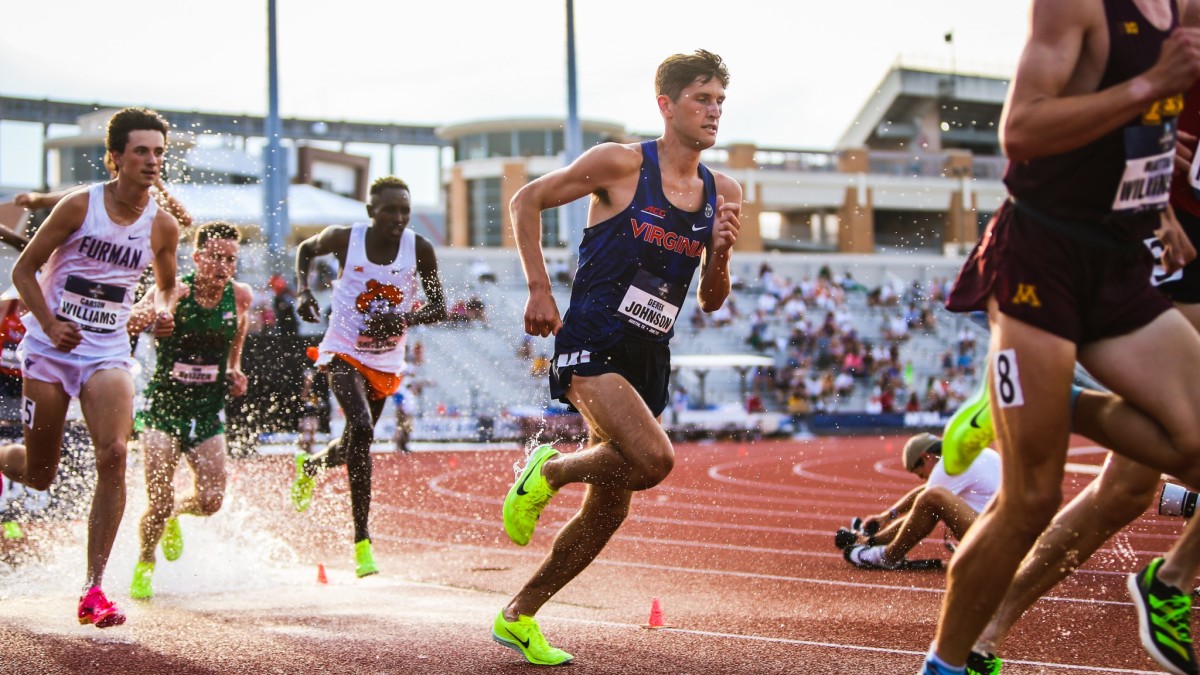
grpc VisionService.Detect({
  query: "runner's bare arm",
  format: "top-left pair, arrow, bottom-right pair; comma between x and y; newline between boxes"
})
11,190 -> 89,351
1004,0 -> 1200,160
697,172 -> 741,312
0,224 -> 28,252
511,143 -> 641,337
295,225 -> 352,322
227,281 -> 252,397
1158,206 -> 1197,273
404,235 -> 447,328
150,210 -> 180,337
13,187 -> 80,212
152,178 -> 193,230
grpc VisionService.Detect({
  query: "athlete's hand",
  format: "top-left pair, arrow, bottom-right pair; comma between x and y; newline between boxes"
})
1147,27 -> 1200,97
524,289 -> 562,338
1157,207 -> 1197,274
47,319 -> 82,352
297,289 -> 321,322
13,192 -> 38,209
227,368 -> 248,397
711,194 -> 740,257
1176,130 -> 1198,178
364,312 -> 406,338
153,311 -> 175,338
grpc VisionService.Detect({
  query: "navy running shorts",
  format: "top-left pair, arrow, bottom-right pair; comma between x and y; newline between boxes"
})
550,338 -> 671,418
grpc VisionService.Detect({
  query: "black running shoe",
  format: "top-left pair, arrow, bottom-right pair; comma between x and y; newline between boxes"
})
1128,557 -> 1198,675
834,528 -> 857,550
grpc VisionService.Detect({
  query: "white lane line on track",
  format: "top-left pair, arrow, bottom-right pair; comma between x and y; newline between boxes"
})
365,529 -> 1135,608
543,617 -> 1159,674
373,501 -> 1158,571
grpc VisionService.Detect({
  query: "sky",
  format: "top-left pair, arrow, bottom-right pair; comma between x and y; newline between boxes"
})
0,1 -> 1030,205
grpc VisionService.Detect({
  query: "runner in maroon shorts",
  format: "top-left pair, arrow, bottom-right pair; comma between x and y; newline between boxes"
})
922,2 -> 1200,674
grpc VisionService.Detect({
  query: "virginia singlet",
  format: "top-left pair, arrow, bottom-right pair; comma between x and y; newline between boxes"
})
554,140 -> 716,357
22,183 -> 157,358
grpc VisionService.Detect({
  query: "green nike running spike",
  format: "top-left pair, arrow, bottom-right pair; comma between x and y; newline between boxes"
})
161,517 -> 183,561
2,521 -> 23,540
355,538 -> 379,578
942,379 -> 994,475
130,561 -> 155,600
492,610 -> 574,665
966,650 -> 1002,675
1129,557 -> 1197,675
291,452 -> 315,512
502,445 -> 560,546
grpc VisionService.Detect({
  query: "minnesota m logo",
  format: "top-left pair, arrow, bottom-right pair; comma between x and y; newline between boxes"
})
1012,284 -> 1042,307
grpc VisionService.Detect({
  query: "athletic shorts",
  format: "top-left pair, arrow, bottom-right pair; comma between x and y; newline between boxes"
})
136,405 -> 224,453
1156,208 -> 1200,304
550,338 -> 671,418
947,199 -> 1172,344
327,353 -> 401,400
18,336 -> 137,398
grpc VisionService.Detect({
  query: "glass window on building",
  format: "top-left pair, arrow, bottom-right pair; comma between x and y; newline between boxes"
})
541,206 -> 564,248
57,146 -> 110,185
583,132 -> 604,148
487,131 -> 513,159
517,129 -> 549,157
457,134 -> 487,161
468,177 -> 503,246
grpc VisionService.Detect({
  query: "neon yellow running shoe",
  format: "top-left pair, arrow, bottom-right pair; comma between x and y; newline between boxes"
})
492,610 -> 574,665
355,538 -> 379,578
2,520 -> 23,540
291,452 -> 315,512
502,445 -> 559,546
130,561 -> 155,600
942,379 -> 994,476
161,517 -> 183,561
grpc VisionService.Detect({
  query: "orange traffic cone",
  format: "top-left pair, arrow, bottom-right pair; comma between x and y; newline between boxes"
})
642,597 -> 673,629
316,563 -> 328,585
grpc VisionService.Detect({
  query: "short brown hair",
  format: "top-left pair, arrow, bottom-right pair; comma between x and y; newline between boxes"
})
370,175 -> 410,197
106,107 -> 170,153
194,221 -> 241,249
655,49 -> 729,102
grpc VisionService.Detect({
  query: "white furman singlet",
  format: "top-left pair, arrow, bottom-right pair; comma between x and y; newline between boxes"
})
315,223 -> 418,374
23,183 -> 157,358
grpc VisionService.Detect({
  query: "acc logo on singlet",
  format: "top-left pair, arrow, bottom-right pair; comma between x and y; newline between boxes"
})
1011,284 -> 1042,308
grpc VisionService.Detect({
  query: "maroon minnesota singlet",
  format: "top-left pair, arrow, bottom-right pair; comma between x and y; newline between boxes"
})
1005,0 -> 1182,241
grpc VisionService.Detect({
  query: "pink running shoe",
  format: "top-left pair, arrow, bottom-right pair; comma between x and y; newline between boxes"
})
77,586 -> 126,628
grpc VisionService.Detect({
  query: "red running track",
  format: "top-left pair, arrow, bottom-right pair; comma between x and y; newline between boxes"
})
0,435 -> 1178,673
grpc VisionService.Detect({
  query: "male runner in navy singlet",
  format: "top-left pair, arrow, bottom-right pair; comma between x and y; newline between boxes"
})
493,49 -> 742,665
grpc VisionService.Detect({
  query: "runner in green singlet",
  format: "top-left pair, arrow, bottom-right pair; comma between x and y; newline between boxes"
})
126,221 -> 251,599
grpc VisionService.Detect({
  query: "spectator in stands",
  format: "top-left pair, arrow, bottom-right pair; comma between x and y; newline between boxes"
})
269,275 -> 299,336
516,335 -> 534,361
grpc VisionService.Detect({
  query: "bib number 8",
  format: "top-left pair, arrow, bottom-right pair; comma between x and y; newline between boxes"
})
993,349 -> 1024,409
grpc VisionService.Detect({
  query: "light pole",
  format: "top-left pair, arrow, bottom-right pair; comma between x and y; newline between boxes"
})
263,0 -> 290,275
563,0 -> 585,258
